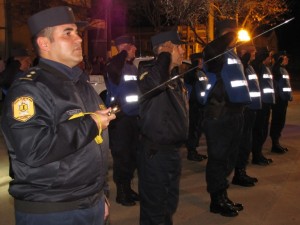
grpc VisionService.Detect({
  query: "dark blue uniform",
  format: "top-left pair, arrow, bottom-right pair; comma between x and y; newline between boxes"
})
203,31 -> 250,217
105,50 -> 140,206
138,52 -> 188,225
1,59 -> 109,224
270,55 -> 292,153
251,54 -> 275,165
184,58 -> 208,161
232,51 -> 261,187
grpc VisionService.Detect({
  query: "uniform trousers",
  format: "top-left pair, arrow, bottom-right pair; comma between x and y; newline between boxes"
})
203,111 -> 244,194
109,114 -> 139,183
138,137 -> 181,225
252,103 -> 272,159
270,98 -> 288,142
236,108 -> 257,168
185,101 -> 204,150
15,196 -> 106,225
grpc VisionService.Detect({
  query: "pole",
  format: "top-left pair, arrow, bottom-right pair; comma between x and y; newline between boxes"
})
107,18 -> 295,115
140,18 -> 295,99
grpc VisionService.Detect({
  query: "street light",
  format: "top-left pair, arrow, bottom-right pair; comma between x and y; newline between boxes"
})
237,29 -> 251,42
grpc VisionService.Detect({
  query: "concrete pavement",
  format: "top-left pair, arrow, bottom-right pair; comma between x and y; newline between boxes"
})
0,91 -> 300,225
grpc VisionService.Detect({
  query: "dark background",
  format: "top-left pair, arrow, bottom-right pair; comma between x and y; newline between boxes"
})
276,0 -> 300,80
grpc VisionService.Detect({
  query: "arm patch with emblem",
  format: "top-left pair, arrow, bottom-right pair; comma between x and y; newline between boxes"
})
13,96 -> 35,122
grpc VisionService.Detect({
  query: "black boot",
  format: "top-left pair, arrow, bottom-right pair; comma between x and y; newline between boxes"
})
187,149 -> 207,162
210,190 -> 239,217
116,183 -> 136,206
126,181 -> 140,201
271,141 -> 288,154
232,168 -> 256,187
222,190 -> 244,212
252,154 -> 273,166
244,173 -> 258,183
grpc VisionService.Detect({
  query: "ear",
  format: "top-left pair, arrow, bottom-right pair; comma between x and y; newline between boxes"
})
37,37 -> 50,52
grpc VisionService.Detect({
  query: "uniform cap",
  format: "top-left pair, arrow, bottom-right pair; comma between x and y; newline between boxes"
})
28,6 -> 87,36
114,35 -> 135,46
151,30 -> 186,47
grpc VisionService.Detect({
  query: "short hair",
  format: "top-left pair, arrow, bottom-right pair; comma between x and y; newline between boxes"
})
31,27 -> 54,54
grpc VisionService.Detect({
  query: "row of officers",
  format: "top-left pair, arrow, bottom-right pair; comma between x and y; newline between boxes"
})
104,21 -> 292,223
1,6 -> 293,225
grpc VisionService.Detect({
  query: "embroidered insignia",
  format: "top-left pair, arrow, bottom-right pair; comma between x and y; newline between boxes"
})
66,109 -> 82,116
13,96 -> 35,122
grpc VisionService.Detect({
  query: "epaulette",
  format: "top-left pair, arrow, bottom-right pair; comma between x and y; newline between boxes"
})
139,71 -> 148,80
138,59 -> 155,80
19,67 -> 41,81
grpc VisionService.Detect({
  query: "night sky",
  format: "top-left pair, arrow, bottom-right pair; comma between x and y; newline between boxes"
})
276,0 -> 300,76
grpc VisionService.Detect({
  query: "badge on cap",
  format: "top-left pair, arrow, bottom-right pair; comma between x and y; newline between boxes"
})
13,96 -> 35,122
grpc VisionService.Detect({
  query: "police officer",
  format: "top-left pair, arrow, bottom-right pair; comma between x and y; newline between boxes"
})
232,43 -> 261,187
1,6 -> 116,225
105,35 -> 140,206
251,47 -> 275,165
184,52 -> 208,161
202,20 -> 251,217
137,29 -> 188,225
270,51 -> 292,153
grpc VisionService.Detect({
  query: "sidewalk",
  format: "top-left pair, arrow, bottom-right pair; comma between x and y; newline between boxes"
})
1,91 -> 300,225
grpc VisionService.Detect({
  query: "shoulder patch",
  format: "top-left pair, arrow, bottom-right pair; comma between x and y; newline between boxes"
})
12,96 -> 35,122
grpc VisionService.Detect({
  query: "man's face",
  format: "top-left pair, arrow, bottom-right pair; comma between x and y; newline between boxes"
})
127,44 -> 137,61
44,24 -> 83,67
250,49 -> 256,61
18,56 -> 32,71
264,51 -> 274,67
171,44 -> 185,67
197,58 -> 203,69
118,43 -> 137,61
157,41 -> 185,69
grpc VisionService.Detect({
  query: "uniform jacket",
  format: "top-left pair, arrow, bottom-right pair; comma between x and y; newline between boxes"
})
244,65 -> 262,110
272,63 -> 292,101
258,65 -> 275,104
138,52 -> 189,146
240,53 -> 262,110
203,32 -> 250,106
184,62 -> 208,106
105,50 -> 140,116
1,59 -> 109,204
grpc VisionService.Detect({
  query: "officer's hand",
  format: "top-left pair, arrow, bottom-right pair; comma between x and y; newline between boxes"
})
277,56 -> 284,65
122,43 -> 133,53
91,108 -> 116,130
104,198 -> 110,221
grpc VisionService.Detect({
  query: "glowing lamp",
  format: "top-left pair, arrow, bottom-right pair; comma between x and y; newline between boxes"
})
238,29 -> 251,42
